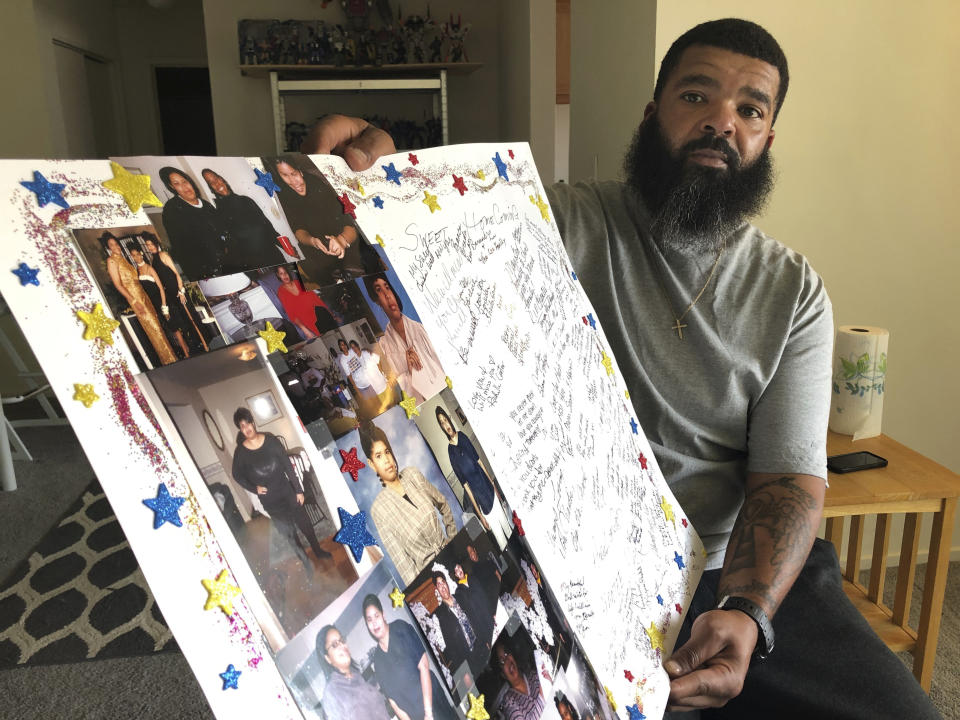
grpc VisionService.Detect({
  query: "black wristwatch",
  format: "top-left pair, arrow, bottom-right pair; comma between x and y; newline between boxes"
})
717,595 -> 774,660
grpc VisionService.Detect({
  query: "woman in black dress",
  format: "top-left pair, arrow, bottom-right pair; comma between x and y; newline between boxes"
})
201,168 -> 287,270
143,237 -> 208,354
129,247 -> 190,358
159,166 -> 225,280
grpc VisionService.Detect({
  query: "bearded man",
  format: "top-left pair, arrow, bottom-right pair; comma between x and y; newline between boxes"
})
302,18 -> 940,719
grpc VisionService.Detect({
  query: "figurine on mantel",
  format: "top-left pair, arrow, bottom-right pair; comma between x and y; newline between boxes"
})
402,11 -> 435,64
442,15 -> 470,62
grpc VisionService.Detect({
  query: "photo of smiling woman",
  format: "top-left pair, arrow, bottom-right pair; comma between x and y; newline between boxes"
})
158,166 -> 226,280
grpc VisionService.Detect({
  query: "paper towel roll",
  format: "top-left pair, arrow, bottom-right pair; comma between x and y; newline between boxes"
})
829,325 -> 889,440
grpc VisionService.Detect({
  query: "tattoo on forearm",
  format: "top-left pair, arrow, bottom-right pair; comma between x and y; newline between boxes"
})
722,476 -> 818,600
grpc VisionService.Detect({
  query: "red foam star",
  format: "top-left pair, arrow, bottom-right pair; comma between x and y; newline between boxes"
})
408,153 -> 419,165
581,316 -> 588,325
639,453 -> 648,470
452,174 -> 468,195
508,149 -> 515,159
512,510 -> 525,536
339,192 -> 357,218
339,447 -> 366,481
675,603 -> 683,613
624,669 -> 634,682
681,518 -> 688,528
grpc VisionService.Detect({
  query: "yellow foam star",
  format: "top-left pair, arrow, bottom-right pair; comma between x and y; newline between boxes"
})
356,181 -> 365,196
72,383 -> 99,408
201,569 -> 241,616
376,234 -> 385,247
625,390 -> 630,399
529,193 -> 550,222
645,621 -> 664,653
660,496 -> 675,524
600,350 -> 614,377
399,390 -> 420,419
422,190 -> 441,213
389,587 -> 406,608
466,693 -> 490,720
77,302 -> 120,344
476,169 -> 486,180
258,321 -> 287,354
445,376 -> 453,390
102,161 -> 161,213
604,686 -> 618,712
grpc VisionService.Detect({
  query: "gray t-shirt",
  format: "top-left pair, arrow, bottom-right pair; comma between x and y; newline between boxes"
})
547,180 -> 833,569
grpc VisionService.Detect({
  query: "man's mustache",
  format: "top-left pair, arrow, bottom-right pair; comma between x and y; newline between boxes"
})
678,135 -> 741,168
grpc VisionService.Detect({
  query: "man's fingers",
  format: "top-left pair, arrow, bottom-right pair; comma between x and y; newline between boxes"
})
301,115 -> 396,171
667,664 -> 742,711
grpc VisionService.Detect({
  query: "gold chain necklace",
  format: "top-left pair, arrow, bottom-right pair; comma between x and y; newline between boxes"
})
651,241 -> 726,340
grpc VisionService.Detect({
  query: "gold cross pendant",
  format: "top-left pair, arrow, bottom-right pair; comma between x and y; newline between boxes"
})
672,318 -> 687,340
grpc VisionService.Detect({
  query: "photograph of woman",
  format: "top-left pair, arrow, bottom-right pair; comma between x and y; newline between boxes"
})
201,167 -> 288,270
159,166 -> 226,280
230,406 -> 332,580
274,264 -> 339,339
102,232 -> 177,365
435,406 -> 512,549
263,155 -> 379,286
128,246 -> 192,359
143,236 -> 209,355
359,419 -> 457,585
316,624 -> 392,720
492,631 -> 546,720
363,272 -> 447,405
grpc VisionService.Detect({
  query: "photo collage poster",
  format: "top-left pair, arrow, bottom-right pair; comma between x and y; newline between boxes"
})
0,144 -> 704,720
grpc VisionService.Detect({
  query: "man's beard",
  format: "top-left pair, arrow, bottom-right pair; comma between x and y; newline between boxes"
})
624,112 -> 775,253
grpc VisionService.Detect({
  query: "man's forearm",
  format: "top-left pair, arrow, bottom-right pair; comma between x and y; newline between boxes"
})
717,472 -> 825,617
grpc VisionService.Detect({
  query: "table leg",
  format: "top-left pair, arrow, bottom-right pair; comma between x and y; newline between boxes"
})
845,514 -> 865,584
825,516 -> 844,558
868,514 -> 892,605
913,498 -> 957,690
893,513 -> 921,627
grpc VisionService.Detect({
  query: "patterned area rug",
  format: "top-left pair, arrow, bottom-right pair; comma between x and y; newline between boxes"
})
0,480 -> 177,667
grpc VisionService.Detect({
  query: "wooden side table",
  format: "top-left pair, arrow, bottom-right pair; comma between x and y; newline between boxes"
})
822,432 -> 960,691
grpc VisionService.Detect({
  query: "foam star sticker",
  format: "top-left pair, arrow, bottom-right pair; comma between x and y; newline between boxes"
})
219,664 -> 242,690
493,152 -> 509,181
673,551 -> 685,570
600,350 -> 614,377
254,167 -> 280,196
646,622 -> 664,653
627,704 -> 646,720
466,693 -> 490,720
624,669 -> 634,682
660,496 -> 675,524
383,162 -> 403,185
408,152 -> 419,165
399,390 -> 420,418
571,270 -> 578,281
334,507 -> 378,562
604,686 -> 617,712
102,161 -> 161,213
12,262 -> 40,286
258,321 -> 287,353
638,453 -> 648,470
20,170 -> 69,209
512,510 -> 525,536
681,518 -> 688,528
373,196 -> 384,209
675,603 -> 683,613
476,169 -> 486,180
581,316 -> 588,326
339,192 -> 357,218
629,418 -> 638,434
202,569 -> 241,615
356,181 -> 365,196
422,190 -> 441,213
452,174 -> 468,195
142,484 -> 186,529
389,586 -> 406,608
529,193 -> 550,221
445,376 -> 453,390
656,594 -> 664,605
339,447 -> 366,481
587,313 -> 596,329
376,234 -> 385,247
72,383 -> 99,408
508,149 -> 515,159
77,302 -> 120,344
625,389 -> 630,399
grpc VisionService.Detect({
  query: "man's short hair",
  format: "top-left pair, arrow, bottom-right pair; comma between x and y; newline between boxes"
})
654,18 -> 789,123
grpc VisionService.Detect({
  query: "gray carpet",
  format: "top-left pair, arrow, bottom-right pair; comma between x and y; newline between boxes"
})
0,425 -> 958,719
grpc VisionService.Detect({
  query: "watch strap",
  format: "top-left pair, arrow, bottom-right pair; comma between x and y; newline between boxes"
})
717,595 -> 774,659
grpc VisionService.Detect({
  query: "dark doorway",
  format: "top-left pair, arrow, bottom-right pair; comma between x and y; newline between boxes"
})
155,67 -> 217,155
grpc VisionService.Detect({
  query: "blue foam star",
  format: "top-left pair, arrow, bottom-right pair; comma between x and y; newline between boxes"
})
587,313 -> 596,329
383,162 -> 403,185
142,484 -> 186,529
571,271 -> 578,281
629,418 -> 638,434
334,507 -> 377,562
373,195 -> 384,209
493,152 -> 509,181
626,704 -> 646,720
254,167 -> 281,197
656,594 -> 664,605
12,262 -> 40,287
219,664 -> 242,690
20,171 -> 69,209
673,551 -> 685,570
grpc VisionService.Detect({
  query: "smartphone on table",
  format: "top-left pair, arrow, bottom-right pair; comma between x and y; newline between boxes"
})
826,451 -> 888,474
